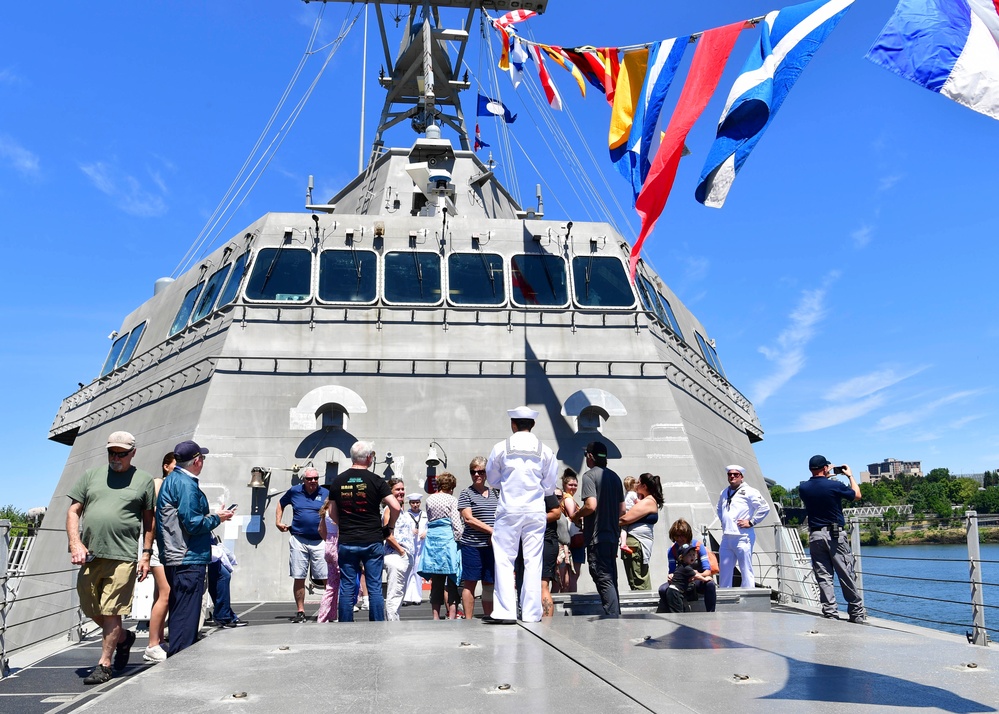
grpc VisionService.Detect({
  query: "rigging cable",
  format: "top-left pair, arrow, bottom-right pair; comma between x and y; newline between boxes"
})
173,3 -> 362,277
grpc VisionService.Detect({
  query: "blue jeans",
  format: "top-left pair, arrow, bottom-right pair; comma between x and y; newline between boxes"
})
337,542 -> 385,622
208,560 -> 236,623
164,564 -> 206,656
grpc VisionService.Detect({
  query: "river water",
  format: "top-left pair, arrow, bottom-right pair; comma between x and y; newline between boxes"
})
849,542 -> 999,639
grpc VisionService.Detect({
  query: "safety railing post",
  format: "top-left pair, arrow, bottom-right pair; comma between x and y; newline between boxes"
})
965,510 -> 988,646
773,525 -> 784,603
1,519 -> 10,678
849,516 -> 863,595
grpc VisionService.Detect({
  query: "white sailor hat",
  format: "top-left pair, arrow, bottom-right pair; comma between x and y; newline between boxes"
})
406,493 -> 423,502
507,405 -> 539,419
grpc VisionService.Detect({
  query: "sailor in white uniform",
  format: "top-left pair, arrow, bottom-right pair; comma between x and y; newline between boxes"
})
715,464 -> 771,588
485,406 -> 558,623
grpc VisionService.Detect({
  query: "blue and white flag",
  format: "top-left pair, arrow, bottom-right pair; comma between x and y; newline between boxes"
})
695,0 -> 854,208
509,37 -> 529,89
477,93 -> 518,123
866,0 -> 999,120
618,37 -> 688,203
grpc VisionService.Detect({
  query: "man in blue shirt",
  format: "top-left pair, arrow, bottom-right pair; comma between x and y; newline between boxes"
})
798,455 -> 867,624
276,467 -> 329,622
156,439 -> 234,655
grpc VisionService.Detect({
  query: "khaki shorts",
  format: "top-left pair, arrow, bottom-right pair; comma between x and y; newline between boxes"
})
77,558 -> 137,618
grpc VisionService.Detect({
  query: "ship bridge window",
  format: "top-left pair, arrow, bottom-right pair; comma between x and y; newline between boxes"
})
245,248 -> 312,302
447,253 -> 505,305
696,332 -> 726,378
384,251 -> 442,304
190,262 -> 233,324
100,322 -> 147,377
637,275 -> 684,340
216,252 -> 248,308
100,333 -> 128,377
571,256 -> 635,308
511,254 -> 568,307
319,249 -> 377,303
169,282 -> 204,336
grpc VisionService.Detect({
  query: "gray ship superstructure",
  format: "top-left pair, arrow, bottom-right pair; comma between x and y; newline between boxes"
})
11,0 -> 782,652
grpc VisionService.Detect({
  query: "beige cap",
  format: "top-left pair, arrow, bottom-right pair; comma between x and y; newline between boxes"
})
107,431 -> 136,450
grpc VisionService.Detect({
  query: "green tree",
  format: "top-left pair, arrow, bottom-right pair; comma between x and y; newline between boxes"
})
882,507 -> 903,540
768,483 -> 788,505
0,504 -> 29,538
969,486 -> 999,514
926,467 -> 951,483
947,478 -> 980,507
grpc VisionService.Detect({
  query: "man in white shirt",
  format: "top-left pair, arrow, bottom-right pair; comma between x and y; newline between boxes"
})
485,406 -> 558,623
715,465 -> 770,588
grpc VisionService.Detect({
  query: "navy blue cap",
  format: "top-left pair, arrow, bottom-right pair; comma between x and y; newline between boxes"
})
808,455 -> 831,470
174,440 -> 209,462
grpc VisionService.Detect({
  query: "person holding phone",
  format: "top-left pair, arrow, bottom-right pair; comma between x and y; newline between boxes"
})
799,455 -> 867,623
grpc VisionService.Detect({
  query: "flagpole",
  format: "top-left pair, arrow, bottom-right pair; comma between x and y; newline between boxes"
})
359,3 -> 368,173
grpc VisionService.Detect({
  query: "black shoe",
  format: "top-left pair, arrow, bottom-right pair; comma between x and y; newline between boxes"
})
113,630 -> 136,671
292,611 -> 308,623
84,664 -> 113,685
222,619 -> 248,628
482,615 -> 517,625
822,613 -> 841,620
849,616 -> 868,625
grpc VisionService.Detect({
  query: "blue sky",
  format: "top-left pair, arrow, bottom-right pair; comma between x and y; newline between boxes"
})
2,0 -> 996,510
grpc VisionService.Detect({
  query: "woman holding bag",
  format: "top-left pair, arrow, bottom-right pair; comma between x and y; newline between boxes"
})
558,468 -> 584,592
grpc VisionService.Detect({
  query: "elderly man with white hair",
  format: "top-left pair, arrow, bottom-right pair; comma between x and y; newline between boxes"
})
276,466 -> 330,622
484,406 -> 558,624
715,464 -> 771,588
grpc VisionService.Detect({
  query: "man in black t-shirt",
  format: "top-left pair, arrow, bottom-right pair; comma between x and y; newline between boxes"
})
329,441 -> 401,622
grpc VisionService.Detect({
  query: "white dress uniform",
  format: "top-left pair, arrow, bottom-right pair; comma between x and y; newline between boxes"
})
715,468 -> 771,589
486,408 -> 558,622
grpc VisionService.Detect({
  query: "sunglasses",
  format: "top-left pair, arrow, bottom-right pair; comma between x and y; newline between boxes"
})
471,469 -> 486,475
108,449 -> 133,459
302,477 -> 320,482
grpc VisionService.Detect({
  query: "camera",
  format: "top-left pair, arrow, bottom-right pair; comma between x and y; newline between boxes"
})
833,466 -> 845,475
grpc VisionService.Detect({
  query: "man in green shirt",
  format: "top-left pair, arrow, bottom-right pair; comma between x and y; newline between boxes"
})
66,430 -> 155,685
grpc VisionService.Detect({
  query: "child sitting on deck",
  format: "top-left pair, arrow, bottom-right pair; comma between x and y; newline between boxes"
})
662,544 -> 713,613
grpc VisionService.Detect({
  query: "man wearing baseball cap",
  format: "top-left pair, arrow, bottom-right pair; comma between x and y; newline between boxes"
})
484,406 -> 558,623
571,440 -> 624,616
799,455 -> 866,623
156,440 -> 234,654
66,430 -> 155,684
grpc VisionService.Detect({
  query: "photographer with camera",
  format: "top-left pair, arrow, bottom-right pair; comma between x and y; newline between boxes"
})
799,455 -> 867,624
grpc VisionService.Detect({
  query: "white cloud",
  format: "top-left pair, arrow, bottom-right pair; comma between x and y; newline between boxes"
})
0,135 -> 40,177
751,278 -> 836,405
0,68 -> 22,85
851,224 -> 873,249
80,160 -> 168,217
682,256 -> 709,283
786,393 -> 886,432
874,389 -> 986,431
823,365 -> 928,402
878,174 -> 902,192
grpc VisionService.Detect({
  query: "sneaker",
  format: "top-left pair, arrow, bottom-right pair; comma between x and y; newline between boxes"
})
292,611 -> 308,623
353,603 -> 361,612
822,613 -> 842,620
359,596 -> 369,610
849,616 -> 868,625
113,630 -> 136,671
84,664 -> 113,685
143,645 -> 167,663
222,619 -> 248,628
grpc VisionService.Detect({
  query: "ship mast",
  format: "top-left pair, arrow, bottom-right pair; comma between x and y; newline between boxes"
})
310,0 -> 548,167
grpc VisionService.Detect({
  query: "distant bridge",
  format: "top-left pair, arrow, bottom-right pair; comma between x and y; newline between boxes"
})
843,505 -> 913,519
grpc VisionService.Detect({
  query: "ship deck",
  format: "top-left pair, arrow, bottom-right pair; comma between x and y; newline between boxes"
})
2,601 -> 997,713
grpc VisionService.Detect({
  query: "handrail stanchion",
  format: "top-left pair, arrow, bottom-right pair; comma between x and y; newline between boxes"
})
849,516 -> 863,595
774,524 -> 784,604
965,510 -> 988,646
1,519 -> 10,678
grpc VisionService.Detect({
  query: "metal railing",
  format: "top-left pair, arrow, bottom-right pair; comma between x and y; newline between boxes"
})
1,523 -> 86,679
746,512 -> 995,646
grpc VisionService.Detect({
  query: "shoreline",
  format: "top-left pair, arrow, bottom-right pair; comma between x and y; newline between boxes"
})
857,526 -> 999,547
